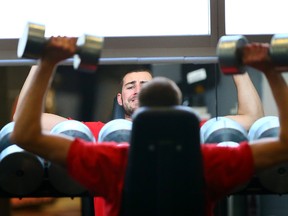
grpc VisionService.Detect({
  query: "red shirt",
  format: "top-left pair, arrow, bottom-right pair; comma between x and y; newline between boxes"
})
70,117 -> 209,215
67,138 -> 254,216
81,121 -> 105,141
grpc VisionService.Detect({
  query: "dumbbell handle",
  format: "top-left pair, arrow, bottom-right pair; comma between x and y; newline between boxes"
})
240,37 -> 288,68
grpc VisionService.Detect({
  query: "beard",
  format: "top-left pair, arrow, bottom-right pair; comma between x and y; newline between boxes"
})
123,99 -> 139,117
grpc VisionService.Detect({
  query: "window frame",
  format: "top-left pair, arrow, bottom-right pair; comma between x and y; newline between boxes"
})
0,0 -> 273,64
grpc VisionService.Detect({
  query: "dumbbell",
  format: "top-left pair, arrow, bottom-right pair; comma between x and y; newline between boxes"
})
98,119 -> 132,142
0,122 -> 45,196
17,22 -> 104,72
216,35 -> 249,75
200,117 -> 248,147
248,116 -> 279,140
50,119 -> 96,142
217,34 -> 288,75
248,116 -> 287,194
48,120 -> 96,196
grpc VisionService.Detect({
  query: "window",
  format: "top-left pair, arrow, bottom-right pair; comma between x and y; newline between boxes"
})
1,0 -> 210,38
1,0 -> 214,60
225,0 -> 288,35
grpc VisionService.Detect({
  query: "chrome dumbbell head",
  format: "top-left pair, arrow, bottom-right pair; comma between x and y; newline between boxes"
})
270,34 -> 288,66
50,120 -> 95,142
217,35 -> 249,75
0,122 -> 15,152
0,122 -> 45,196
201,117 -> 248,147
98,119 -> 132,143
248,116 -> 279,141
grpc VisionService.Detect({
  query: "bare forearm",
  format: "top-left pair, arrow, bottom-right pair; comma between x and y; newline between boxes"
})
226,73 -> 264,130
10,36 -> 78,167
13,65 -> 68,131
252,72 -> 288,171
264,72 -> 288,143
13,66 -> 38,121
11,61 -> 57,147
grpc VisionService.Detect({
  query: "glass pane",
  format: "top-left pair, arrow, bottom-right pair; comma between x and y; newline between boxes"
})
0,0 -> 210,39
225,0 -> 288,35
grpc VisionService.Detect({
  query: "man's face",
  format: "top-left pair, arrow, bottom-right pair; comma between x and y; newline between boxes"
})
117,71 -> 152,120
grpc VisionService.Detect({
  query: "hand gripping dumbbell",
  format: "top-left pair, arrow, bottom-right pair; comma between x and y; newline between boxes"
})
217,34 -> 288,75
216,35 -> 249,75
48,120 -> 95,196
17,22 -> 104,72
248,116 -> 288,194
0,122 -> 45,196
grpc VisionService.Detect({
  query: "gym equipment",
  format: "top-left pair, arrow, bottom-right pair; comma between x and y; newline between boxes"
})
50,119 -> 95,142
248,116 -> 279,141
200,117 -> 248,146
248,116 -> 287,194
269,34 -> 288,65
217,34 -> 288,75
48,120 -> 95,195
111,96 -> 125,119
0,122 -> 45,196
216,35 -> 249,75
98,119 -> 132,142
120,106 -> 205,216
17,22 -> 104,72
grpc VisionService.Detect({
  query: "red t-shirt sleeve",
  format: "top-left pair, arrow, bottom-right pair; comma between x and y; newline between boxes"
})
201,141 -> 254,200
67,138 -> 129,198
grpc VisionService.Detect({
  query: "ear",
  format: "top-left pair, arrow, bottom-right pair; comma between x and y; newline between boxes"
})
117,93 -> 123,106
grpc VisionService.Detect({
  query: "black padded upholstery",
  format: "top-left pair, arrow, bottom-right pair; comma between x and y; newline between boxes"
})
120,106 -> 205,216
111,96 -> 125,119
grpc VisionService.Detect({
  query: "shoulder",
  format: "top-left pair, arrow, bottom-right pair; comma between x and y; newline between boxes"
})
67,138 -> 129,195
201,141 -> 253,165
68,138 -> 129,162
201,142 -> 254,198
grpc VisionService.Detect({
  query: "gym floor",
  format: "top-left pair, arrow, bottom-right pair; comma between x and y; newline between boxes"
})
11,198 -> 81,216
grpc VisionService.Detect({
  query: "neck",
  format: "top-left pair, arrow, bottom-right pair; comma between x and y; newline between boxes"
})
125,115 -> 132,121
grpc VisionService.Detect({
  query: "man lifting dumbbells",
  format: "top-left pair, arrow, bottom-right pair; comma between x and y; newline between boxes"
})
9,36 -> 288,216
11,29 -> 264,215
13,29 -> 264,133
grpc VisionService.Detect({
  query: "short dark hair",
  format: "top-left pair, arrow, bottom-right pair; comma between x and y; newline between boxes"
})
139,77 -> 182,107
119,65 -> 153,90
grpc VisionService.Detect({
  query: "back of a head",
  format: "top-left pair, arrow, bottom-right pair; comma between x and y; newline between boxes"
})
139,77 -> 182,107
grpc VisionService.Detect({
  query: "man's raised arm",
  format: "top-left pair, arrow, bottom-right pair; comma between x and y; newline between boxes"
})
10,37 -> 77,167
13,65 -> 68,132
243,43 -> 288,171
226,72 -> 264,131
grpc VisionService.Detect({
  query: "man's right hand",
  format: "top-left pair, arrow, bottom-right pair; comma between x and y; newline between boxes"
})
41,36 -> 77,65
242,43 -> 288,73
